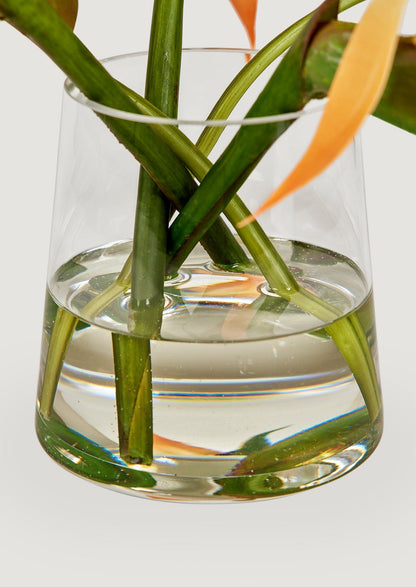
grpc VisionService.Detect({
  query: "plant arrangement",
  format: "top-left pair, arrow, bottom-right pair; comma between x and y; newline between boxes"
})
1,0 -> 415,500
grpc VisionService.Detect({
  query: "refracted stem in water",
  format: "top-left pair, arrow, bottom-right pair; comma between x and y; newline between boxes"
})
231,407 -> 375,476
112,334 -> 153,464
82,255 -> 132,323
39,306 -> 77,419
36,412 -> 156,488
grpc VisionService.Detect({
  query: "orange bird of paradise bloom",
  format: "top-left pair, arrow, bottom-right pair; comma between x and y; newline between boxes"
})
229,0 -> 258,49
242,0 -> 410,225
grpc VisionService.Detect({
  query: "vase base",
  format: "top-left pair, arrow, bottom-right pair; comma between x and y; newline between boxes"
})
36,410 -> 382,502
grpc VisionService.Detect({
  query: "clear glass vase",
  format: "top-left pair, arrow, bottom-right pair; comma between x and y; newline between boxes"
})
36,49 -> 383,501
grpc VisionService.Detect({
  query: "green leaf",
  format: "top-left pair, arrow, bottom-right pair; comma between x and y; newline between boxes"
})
228,425 -> 289,456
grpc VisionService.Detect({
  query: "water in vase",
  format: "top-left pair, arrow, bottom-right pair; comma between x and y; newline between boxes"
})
36,239 -> 382,500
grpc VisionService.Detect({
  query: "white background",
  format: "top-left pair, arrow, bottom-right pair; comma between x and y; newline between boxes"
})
0,1 -> 415,585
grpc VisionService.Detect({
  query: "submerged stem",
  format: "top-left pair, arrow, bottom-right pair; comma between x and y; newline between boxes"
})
82,255 -> 132,322
112,334 -> 153,465
39,307 -> 77,419
230,407 -> 378,477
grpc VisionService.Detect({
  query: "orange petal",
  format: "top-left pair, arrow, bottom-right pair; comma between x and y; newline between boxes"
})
47,0 -> 78,30
253,0 -> 409,220
229,0 -> 258,49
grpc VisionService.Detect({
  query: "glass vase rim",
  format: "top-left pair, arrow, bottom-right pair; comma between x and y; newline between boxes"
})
64,47 -> 325,127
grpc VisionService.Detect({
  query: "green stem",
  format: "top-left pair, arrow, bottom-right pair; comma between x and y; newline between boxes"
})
112,334 -> 153,465
39,307 -> 77,419
130,0 -> 184,338
82,255 -> 132,322
227,204 -> 380,421
131,170 -> 169,337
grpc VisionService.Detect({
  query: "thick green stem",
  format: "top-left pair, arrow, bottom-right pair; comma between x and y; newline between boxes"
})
130,0 -> 184,338
131,171 -> 169,337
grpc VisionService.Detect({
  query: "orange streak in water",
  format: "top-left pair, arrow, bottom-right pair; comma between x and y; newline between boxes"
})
153,435 -> 217,456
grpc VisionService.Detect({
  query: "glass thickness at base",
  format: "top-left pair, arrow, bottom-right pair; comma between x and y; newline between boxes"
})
36,408 -> 382,501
